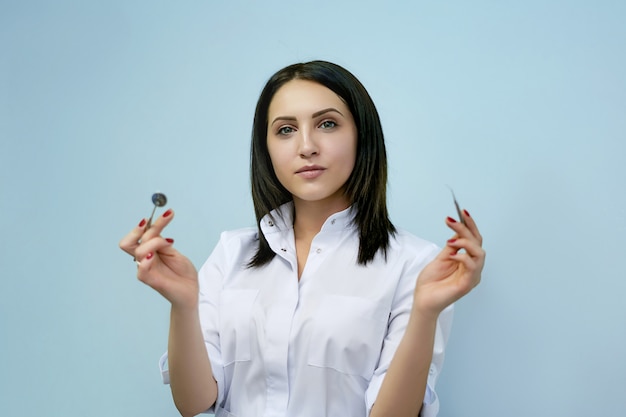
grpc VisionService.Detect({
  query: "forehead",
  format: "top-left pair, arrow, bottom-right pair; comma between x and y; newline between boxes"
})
268,79 -> 349,117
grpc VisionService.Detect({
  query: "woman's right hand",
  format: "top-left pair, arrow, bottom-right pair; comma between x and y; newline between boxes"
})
119,209 -> 199,309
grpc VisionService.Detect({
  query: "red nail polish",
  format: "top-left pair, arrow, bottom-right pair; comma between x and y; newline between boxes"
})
447,216 -> 457,223
447,238 -> 457,243
165,238 -> 174,244
138,218 -> 147,228
463,209 -> 470,217
146,252 -> 154,260
163,209 -> 173,218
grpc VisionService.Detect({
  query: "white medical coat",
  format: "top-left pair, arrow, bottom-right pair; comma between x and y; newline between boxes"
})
160,203 -> 453,417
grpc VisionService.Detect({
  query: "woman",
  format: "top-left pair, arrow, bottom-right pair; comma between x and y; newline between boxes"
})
120,61 -> 485,417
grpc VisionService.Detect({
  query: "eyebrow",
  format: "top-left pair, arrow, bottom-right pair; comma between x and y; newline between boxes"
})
270,107 -> 344,126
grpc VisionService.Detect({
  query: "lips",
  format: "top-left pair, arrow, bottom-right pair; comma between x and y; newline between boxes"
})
296,165 -> 325,174
295,165 -> 325,179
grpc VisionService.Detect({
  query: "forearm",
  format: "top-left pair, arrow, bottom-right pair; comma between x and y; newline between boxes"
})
370,311 -> 438,417
168,303 -> 218,417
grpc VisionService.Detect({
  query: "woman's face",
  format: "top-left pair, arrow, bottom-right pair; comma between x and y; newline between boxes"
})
266,79 -> 357,209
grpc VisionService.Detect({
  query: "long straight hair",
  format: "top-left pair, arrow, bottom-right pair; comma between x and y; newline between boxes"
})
249,60 -> 395,267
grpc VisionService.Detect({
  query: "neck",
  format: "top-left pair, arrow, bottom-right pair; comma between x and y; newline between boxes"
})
292,198 -> 349,240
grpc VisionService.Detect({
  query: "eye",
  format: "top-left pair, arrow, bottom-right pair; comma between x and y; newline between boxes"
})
319,120 -> 337,129
277,126 -> 295,135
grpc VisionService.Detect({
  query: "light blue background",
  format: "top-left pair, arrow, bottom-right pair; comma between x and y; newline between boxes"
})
1,1 -> 625,416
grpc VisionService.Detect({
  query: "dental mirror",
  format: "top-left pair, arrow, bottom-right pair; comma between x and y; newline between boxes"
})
146,192 -> 167,230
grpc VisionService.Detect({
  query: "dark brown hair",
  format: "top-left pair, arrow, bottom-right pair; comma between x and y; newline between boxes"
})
249,60 -> 395,267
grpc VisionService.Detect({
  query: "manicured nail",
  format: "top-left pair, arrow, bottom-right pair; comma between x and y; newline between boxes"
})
463,209 -> 470,217
447,216 -> 457,223
138,218 -> 147,228
163,209 -> 173,218
146,252 -> 154,260
165,238 -> 174,244
447,238 -> 457,244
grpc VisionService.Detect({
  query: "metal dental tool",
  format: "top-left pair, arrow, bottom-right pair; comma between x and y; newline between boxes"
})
146,192 -> 167,230
447,186 -> 466,226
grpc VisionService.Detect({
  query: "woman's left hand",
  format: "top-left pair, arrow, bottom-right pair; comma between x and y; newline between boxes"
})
413,209 -> 485,318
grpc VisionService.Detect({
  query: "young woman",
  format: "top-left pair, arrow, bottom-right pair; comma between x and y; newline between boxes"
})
119,61 -> 485,417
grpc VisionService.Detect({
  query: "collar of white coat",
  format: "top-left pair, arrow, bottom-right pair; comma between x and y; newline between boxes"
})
260,201 -> 356,236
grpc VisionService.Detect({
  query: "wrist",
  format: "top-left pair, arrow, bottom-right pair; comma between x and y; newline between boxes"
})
170,298 -> 200,316
409,305 -> 441,327
166,281 -> 200,312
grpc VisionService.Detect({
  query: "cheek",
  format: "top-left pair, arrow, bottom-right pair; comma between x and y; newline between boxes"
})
267,143 -> 288,177
339,138 -> 358,172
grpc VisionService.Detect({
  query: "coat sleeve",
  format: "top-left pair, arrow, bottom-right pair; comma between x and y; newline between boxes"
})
364,243 -> 455,417
159,232 -> 234,414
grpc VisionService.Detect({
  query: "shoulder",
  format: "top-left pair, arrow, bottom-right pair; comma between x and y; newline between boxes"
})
383,228 -> 440,273
203,227 -> 258,270
390,228 -> 440,260
217,227 -> 259,249
198,227 -> 259,292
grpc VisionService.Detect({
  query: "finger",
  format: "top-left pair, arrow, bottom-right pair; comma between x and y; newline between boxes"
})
135,238 -> 180,290
435,232 -> 460,260
446,237 -> 486,260
445,215 -> 482,245
135,251 -> 154,270
140,208 -> 175,243
447,239 -> 485,282
135,250 -> 167,290
460,209 -> 483,245
449,252 -> 482,287
434,221 -> 463,260
134,236 -> 176,261
119,218 -> 149,256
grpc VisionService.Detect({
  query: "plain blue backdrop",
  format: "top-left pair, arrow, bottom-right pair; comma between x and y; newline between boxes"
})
1,1 -> 625,416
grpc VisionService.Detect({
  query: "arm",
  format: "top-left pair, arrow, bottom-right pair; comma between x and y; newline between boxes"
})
370,310 -> 438,417
371,210 -> 484,417
120,209 -> 218,416
168,303 -> 218,417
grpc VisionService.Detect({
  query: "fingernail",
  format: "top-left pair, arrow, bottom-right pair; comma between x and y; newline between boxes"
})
163,209 -> 173,218
447,238 -> 457,244
447,216 -> 457,223
146,252 -> 154,260
463,209 -> 470,217
165,238 -> 174,244
138,218 -> 147,228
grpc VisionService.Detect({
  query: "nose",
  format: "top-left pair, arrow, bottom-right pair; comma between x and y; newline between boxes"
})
298,128 -> 318,158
